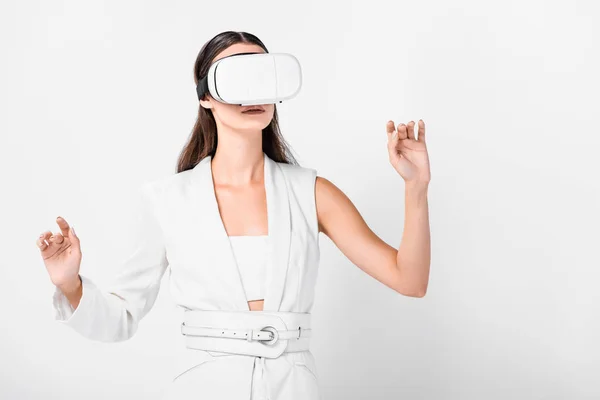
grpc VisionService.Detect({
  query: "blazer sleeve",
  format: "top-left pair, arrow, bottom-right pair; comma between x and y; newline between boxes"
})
52,181 -> 169,342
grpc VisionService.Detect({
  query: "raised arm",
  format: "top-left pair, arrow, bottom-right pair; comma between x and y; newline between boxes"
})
314,120 -> 431,297
43,182 -> 169,342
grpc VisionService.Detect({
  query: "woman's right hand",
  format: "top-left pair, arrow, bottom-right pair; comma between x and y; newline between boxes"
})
37,216 -> 82,292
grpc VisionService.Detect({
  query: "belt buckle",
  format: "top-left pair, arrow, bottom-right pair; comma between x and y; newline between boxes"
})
259,326 -> 279,346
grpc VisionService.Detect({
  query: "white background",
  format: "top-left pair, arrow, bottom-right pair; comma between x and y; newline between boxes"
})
1,0 -> 599,399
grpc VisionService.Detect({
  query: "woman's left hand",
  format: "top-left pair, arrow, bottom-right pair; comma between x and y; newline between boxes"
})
386,119 -> 431,185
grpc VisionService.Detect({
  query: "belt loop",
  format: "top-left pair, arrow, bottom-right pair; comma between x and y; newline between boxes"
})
246,329 -> 254,342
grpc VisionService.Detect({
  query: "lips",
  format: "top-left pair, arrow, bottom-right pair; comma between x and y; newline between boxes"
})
241,106 -> 265,113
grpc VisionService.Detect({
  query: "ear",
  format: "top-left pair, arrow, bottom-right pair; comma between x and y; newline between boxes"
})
199,92 -> 216,110
199,97 -> 212,109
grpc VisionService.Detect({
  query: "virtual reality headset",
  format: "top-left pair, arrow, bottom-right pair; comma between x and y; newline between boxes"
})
196,52 -> 302,106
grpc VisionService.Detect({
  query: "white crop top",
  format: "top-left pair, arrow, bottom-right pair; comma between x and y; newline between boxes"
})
228,235 -> 269,301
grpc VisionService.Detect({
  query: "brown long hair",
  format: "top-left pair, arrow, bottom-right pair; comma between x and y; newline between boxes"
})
176,31 -> 298,173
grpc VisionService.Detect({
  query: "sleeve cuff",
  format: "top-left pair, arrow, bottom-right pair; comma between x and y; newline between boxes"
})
52,275 -> 96,326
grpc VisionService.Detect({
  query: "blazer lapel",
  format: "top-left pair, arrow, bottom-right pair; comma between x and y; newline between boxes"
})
189,156 -> 249,311
263,153 -> 291,312
188,152 -> 291,312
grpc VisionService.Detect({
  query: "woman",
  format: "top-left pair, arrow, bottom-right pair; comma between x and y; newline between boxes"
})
36,31 -> 431,400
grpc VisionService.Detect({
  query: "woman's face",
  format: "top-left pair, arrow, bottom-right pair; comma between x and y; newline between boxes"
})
199,43 -> 275,133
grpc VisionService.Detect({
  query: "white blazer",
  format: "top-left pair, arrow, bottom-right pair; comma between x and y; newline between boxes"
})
53,151 -> 322,399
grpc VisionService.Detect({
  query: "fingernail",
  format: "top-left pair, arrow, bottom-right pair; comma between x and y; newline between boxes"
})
71,226 -> 76,235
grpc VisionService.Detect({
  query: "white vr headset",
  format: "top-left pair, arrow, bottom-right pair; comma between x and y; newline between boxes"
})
196,52 -> 302,106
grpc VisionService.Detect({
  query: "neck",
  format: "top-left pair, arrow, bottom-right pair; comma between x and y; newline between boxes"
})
211,139 -> 264,187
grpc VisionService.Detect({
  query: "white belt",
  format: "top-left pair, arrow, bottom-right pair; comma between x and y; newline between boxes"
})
180,309 -> 312,358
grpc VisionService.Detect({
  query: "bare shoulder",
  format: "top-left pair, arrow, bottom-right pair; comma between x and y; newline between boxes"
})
315,175 -> 342,202
314,175 -> 356,235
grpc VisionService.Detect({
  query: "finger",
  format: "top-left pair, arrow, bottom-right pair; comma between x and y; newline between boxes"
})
43,230 -> 62,249
387,136 -> 402,167
56,216 -> 71,237
40,231 -> 52,244
387,123 -> 403,164
387,129 -> 398,153
386,121 -> 396,140
397,123 -> 407,140
36,235 -> 48,250
417,119 -> 426,143
406,121 -> 415,140
69,225 -> 80,251
51,232 -> 65,244
387,120 -> 400,146
47,232 -> 60,247
37,231 -> 52,250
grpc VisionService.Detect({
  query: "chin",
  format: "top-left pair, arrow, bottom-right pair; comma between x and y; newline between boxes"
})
239,118 -> 271,127
235,123 -> 269,132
